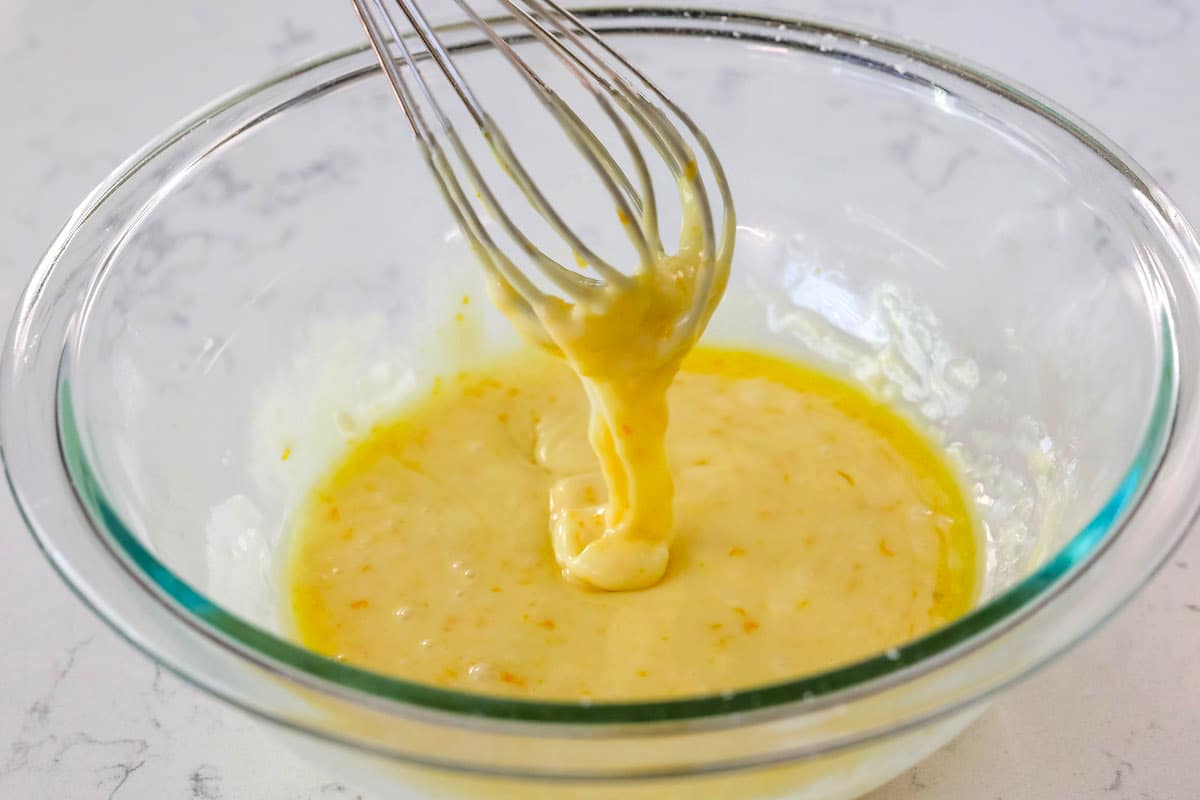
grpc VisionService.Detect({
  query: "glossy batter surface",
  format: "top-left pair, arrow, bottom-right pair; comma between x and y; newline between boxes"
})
287,348 -> 977,700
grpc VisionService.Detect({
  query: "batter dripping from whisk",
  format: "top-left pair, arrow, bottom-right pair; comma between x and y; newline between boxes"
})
501,187 -> 729,590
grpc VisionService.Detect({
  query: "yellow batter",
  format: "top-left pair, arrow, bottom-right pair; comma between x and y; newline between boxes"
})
288,347 -> 978,700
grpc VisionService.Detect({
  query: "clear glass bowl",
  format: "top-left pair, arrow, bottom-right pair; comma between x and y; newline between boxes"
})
5,7 -> 1200,799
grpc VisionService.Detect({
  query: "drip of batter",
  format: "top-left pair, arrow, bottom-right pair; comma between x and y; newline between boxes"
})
490,191 -> 728,591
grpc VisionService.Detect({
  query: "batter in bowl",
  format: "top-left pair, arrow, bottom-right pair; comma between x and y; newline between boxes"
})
287,346 -> 978,700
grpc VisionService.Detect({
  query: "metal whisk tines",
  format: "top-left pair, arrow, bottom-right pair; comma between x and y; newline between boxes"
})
350,0 -> 735,352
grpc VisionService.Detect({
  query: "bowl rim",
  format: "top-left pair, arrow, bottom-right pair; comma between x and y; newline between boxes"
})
11,4 -> 1199,732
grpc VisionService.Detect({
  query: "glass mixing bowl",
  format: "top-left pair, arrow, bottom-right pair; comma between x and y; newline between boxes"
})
5,6 -> 1200,799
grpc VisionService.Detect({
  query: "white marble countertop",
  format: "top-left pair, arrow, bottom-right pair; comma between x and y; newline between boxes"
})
2,1 -> 1197,797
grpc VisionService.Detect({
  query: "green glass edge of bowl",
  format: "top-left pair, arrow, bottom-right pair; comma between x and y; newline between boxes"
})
56,304 -> 1176,723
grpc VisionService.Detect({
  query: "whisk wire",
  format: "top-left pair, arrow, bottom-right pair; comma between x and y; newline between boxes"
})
494,0 -> 663,252
538,0 -> 735,328
365,0 -> 608,302
446,0 -> 662,281
440,0 -> 653,280
357,0 -> 548,314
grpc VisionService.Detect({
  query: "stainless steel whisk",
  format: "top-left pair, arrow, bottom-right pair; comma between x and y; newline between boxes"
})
350,0 -> 735,353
